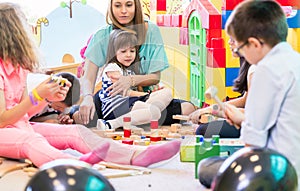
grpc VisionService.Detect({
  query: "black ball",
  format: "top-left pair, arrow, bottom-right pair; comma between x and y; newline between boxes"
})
25,159 -> 115,191
211,147 -> 298,191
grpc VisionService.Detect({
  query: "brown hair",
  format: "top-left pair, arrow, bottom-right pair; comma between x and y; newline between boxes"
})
225,0 -> 288,47
105,29 -> 140,75
106,0 -> 146,46
0,3 -> 39,72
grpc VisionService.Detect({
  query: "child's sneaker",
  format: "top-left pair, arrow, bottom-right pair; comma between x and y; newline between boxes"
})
97,119 -> 112,130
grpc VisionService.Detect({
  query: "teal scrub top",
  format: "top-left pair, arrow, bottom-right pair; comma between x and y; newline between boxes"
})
85,21 -> 169,77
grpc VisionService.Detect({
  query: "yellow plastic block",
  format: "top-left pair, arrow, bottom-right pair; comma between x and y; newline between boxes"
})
225,86 -> 242,99
205,67 -> 226,104
223,33 -> 240,68
180,143 -> 195,162
287,28 -> 300,53
173,47 -> 190,100
210,0 -> 223,13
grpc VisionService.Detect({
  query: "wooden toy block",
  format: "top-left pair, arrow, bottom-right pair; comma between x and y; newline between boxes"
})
170,123 -> 182,133
131,127 -> 144,135
134,139 -> 150,146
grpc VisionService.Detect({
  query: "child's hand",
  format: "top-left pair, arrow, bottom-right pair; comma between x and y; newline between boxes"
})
58,113 -> 74,124
223,103 -> 244,128
35,77 -> 71,102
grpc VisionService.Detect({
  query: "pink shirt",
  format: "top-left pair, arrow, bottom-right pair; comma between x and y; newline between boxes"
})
0,59 -> 32,130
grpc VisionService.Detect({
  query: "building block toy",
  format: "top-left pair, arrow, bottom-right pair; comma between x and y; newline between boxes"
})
277,0 -> 300,8
206,29 -> 222,48
286,9 -> 300,28
179,27 -> 188,45
195,135 -> 220,178
207,47 -> 226,68
156,14 -> 164,26
219,138 -> 244,157
221,10 -> 232,29
222,0 -> 243,11
225,67 -> 240,87
171,14 -> 182,27
225,86 -> 241,99
183,0 -> 221,29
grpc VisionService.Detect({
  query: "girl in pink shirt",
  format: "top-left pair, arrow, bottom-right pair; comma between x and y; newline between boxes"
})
0,2 -> 180,168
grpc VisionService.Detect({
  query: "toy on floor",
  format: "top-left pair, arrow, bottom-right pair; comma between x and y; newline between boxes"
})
25,159 -> 115,191
0,159 -> 34,179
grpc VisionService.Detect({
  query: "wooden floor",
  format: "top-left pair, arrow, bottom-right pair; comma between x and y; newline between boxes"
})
0,154 -> 209,191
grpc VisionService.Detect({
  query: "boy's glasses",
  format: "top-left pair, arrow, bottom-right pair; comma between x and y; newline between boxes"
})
233,38 -> 264,57
233,41 -> 248,57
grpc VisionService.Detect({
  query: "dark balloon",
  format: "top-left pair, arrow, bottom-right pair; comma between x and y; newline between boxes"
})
211,147 -> 298,191
24,159 -> 115,191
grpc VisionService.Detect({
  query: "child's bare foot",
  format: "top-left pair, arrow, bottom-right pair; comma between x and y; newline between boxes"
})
131,140 -> 181,167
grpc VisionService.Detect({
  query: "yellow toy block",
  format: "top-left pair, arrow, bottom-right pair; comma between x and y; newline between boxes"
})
223,33 -> 240,68
225,86 -> 242,99
210,0 -> 223,13
287,28 -> 300,53
205,67 -> 226,104
173,48 -> 190,100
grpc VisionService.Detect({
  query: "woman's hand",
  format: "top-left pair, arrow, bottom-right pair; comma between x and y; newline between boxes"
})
78,95 -> 95,125
107,75 -> 132,96
223,103 -> 245,128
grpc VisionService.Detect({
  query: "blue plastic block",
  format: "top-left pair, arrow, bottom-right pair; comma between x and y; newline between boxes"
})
225,67 -> 240,87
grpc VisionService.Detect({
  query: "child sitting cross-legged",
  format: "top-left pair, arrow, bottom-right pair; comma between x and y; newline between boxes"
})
96,29 -> 173,130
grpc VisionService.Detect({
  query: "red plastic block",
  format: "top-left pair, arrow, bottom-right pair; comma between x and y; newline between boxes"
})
206,29 -> 222,48
157,15 -> 164,26
207,48 -> 226,68
183,0 -> 222,30
277,0 -> 300,8
157,0 -> 166,11
150,0 -> 167,12
222,0 -> 244,11
163,14 -> 172,26
171,14 -> 182,27
211,38 -> 224,49
179,27 -> 188,45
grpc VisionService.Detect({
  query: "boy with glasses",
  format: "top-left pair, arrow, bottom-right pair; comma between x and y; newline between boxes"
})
199,0 -> 300,188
